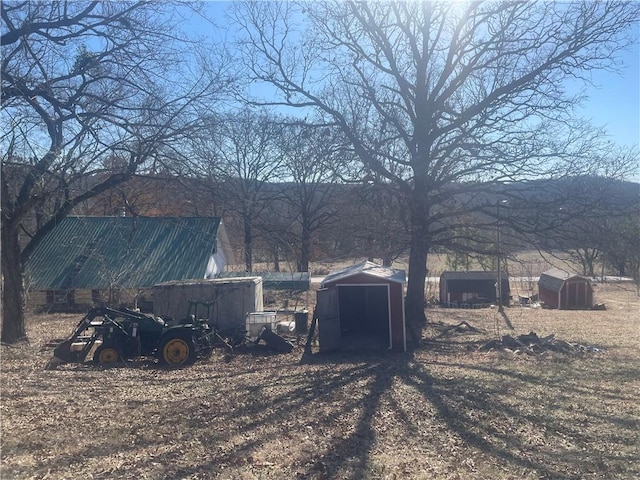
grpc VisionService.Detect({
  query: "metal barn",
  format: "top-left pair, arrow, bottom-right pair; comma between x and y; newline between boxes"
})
316,261 -> 406,352
538,268 -> 593,310
25,216 -> 235,311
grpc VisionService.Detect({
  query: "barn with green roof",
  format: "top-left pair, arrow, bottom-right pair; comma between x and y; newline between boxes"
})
25,216 -> 235,311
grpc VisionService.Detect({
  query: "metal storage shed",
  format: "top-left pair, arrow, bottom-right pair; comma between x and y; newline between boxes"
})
316,261 -> 406,352
538,268 -> 593,310
439,271 -> 510,307
152,277 -> 263,330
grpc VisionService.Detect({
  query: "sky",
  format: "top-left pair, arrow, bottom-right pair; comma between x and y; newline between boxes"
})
575,30 -> 639,149
200,1 -> 639,151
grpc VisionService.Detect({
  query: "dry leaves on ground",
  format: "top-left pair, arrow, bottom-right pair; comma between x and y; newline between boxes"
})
1,283 -> 639,479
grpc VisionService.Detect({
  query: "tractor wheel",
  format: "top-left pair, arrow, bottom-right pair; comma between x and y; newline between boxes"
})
93,345 -> 120,365
158,332 -> 196,366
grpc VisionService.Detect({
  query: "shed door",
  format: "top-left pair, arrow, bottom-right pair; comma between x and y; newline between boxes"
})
338,285 -> 390,347
317,287 -> 340,352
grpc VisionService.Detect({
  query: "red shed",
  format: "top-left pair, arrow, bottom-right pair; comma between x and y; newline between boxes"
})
538,268 -> 593,310
317,261 -> 406,352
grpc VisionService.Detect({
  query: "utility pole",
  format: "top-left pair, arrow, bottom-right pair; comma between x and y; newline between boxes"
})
497,200 -> 508,312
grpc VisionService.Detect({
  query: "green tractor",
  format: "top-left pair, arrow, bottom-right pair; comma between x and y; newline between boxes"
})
53,307 -> 214,366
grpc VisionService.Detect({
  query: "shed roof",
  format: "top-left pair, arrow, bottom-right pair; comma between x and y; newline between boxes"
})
219,272 -> 310,290
538,268 -> 588,293
321,261 -> 406,286
440,271 -> 503,281
25,216 -> 225,290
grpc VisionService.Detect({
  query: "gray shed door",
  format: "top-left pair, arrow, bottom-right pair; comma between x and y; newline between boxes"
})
317,287 -> 340,352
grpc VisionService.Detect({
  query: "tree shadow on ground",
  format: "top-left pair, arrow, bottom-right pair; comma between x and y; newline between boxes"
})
174,347 -> 637,479
4,339 -> 638,480
499,309 -> 515,330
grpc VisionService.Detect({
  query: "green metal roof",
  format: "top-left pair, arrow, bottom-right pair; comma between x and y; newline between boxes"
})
25,216 -> 222,290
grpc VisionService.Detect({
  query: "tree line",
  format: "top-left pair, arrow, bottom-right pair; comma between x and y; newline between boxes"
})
2,1 -> 639,344
78,168 -> 640,277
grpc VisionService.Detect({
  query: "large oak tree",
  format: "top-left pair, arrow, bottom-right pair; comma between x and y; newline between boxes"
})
233,0 -> 639,335
1,1 -> 230,343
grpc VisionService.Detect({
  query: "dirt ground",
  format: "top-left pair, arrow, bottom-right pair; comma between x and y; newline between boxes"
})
1,282 -> 639,480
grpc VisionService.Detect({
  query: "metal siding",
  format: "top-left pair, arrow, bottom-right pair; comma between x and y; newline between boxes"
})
440,271 -> 504,282
26,217 -> 220,290
439,271 -> 509,304
153,277 -> 261,328
389,283 -> 406,351
320,269 -> 407,352
219,271 -> 311,290
317,288 -> 341,352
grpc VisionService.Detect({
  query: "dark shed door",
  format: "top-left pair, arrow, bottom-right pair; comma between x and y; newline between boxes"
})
338,285 -> 390,347
317,287 -> 340,352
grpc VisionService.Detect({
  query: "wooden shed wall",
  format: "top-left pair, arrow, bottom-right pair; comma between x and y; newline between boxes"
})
538,286 -> 559,309
28,288 -> 152,312
539,279 -> 593,309
388,282 -> 405,351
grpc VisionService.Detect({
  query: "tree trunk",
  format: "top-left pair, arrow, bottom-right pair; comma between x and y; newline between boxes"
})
273,247 -> 280,272
406,236 -> 428,325
1,222 -> 27,344
299,218 -> 311,272
404,186 -> 430,345
244,218 -> 253,272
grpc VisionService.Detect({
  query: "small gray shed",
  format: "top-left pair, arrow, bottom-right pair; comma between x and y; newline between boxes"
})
153,277 -> 263,330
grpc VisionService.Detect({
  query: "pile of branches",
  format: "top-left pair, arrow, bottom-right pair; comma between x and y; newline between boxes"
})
431,321 -> 486,338
479,331 -> 605,356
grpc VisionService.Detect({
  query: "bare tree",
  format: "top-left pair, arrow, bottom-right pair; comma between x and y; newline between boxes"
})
276,122 -> 348,272
605,214 -> 640,293
1,1 -> 231,343
233,1 -> 639,337
349,178 -> 409,267
606,215 -> 640,280
531,174 -> 640,277
196,108 -> 285,272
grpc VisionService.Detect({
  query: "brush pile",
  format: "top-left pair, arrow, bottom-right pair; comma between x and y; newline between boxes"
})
479,331 -> 605,356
